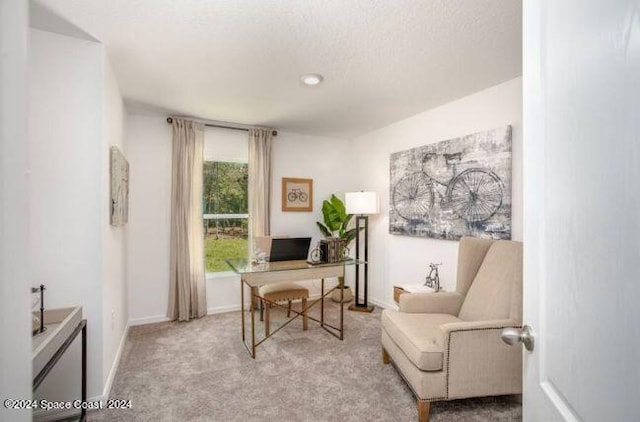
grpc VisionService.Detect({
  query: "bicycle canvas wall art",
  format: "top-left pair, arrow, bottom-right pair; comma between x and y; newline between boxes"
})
389,126 -> 512,240
282,177 -> 313,212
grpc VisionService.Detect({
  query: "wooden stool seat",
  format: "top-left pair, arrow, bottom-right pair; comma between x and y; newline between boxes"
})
258,283 -> 309,336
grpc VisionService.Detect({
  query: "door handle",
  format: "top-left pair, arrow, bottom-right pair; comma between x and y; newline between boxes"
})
501,325 -> 534,351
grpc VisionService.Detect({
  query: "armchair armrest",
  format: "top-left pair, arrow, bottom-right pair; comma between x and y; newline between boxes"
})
398,292 -> 465,315
439,319 -> 523,399
440,319 -> 521,336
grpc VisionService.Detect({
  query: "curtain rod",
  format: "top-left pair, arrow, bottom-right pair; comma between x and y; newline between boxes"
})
166,117 -> 277,136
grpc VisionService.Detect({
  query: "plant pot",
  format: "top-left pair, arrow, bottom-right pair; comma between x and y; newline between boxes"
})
331,286 -> 353,303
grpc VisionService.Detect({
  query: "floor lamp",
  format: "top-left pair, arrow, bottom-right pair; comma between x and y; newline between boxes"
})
345,191 -> 378,313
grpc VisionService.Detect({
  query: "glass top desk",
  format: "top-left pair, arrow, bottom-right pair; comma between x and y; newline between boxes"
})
227,258 -> 358,358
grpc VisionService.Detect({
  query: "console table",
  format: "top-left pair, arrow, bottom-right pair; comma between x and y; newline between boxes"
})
33,319 -> 87,422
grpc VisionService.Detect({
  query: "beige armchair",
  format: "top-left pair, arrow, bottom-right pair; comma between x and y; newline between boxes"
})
381,237 -> 523,422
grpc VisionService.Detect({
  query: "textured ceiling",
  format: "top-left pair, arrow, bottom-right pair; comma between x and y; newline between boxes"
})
35,0 -> 522,139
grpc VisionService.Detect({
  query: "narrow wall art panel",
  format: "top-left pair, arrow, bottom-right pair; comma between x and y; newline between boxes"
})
389,126 -> 512,240
110,146 -> 129,226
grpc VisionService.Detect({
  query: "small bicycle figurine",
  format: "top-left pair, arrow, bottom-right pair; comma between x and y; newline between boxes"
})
424,262 -> 442,292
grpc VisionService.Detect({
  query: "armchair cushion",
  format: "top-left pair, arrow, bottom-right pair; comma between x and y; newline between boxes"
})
398,292 -> 465,315
381,310 -> 461,371
455,237 -> 494,295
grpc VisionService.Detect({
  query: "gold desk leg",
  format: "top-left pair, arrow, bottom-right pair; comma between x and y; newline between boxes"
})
302,298 -> 308,330
251,286 -> 260,313
340,276 -> 344,340
320,278 -> 325,327
250,284 -> 256,358
241,279 -> 245,342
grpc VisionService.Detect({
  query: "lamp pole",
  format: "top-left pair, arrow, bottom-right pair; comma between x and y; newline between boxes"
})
345,191 -> 378,313
349,214 -> 374,312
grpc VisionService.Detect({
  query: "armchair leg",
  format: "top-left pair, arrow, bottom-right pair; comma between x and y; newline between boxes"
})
382,347 -> 390,364
417,399 -> 431,422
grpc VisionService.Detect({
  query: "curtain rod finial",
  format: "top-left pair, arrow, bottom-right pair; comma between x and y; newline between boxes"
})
166,117 -> 173,124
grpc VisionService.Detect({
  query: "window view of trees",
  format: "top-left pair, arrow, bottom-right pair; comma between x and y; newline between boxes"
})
203,161 -> 249,272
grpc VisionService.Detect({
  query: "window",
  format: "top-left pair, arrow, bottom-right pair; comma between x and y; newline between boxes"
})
202,128 -> 249,273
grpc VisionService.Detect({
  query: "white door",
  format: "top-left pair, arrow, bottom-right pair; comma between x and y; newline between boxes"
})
522,0 -> 640,421
1,1 -> 32,421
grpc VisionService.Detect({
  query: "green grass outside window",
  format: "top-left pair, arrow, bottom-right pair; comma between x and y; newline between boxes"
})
204,237 -> 248,273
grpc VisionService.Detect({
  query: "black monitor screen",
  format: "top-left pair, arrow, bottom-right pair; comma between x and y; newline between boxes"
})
269,237 -> 312,262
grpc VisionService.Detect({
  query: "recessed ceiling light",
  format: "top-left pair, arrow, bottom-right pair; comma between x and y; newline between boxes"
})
300,74 -> 324,86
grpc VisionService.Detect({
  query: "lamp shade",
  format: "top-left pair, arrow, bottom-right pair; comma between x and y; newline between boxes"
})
345,191 -> 379,215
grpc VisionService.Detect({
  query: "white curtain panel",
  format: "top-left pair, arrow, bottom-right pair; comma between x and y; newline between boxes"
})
248,128 -> 273,238
168,118 -> 207,321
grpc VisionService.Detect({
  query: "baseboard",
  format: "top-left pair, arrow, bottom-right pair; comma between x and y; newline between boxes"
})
205,293 -> 328,316
129,306 -> 247,323
133,291 -> 357,325
357,295 -> 396,311
102,322 -> 129,399
207,304 -> 241,315
128,314 -> 171,326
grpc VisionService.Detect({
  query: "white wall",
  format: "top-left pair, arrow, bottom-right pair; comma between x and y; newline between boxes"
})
28,28 -> 129,412
29,28 -> 104,401
206,130 -> 355,311
101,54 -> 128,397
351,77 -> 522,308
125,115 -> 172,323
204,126 -> 248,162
125,117 -> 254,322
0,1 -> 32,420
126,78 -> 521,321
270,131 -> 357,293
126,116 -> 355,323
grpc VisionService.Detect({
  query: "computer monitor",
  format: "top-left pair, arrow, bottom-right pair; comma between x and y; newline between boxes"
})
269,237 -> 312,262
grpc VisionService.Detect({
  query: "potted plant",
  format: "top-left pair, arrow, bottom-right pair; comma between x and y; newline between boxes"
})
316,194 -> 359,302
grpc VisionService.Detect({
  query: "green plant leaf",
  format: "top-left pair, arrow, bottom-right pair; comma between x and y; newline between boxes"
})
342,228 -> 359,246
316,222 -> 332,238
330,194 -> 347,221
316,193 -> 358,241
322,199 -> 342,232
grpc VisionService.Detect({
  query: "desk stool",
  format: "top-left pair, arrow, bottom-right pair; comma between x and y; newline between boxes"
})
258,283 -> 309,336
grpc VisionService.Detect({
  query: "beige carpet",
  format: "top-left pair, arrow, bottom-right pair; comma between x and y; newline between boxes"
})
91,300 -> 521,421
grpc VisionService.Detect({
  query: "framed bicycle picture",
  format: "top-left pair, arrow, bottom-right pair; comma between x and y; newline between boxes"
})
282,177 -> 313,212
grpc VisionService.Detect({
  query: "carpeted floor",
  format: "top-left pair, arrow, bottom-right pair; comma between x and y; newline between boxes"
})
91,300 -> 521,421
